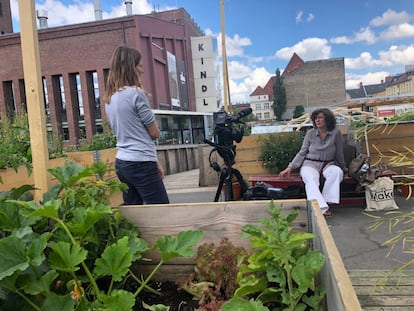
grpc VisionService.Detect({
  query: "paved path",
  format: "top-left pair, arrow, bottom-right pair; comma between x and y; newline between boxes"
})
164,169 -> 414,270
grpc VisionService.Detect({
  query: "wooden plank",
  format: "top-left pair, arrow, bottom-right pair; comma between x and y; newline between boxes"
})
352,285 -> 414,296
349,269 -> 414,310
357,295 -> 414,308
364,307 -> 414,311
66,151 -> 96,167
310,200 -> 363,311
120,200 -> 308,278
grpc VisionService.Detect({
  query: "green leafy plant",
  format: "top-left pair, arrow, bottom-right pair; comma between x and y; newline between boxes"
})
78,128 -> 117,151
0,161 -> 203,310
177,237 -> 250,309
0,113 -> 32,176
259,131 -> 304,174
222,202 -> 325,311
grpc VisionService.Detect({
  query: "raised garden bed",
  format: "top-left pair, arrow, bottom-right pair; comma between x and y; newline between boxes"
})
119,199 -> 363,311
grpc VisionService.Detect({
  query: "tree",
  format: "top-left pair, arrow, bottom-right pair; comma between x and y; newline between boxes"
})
293,105 -> 305,118
272,68 -> 287,121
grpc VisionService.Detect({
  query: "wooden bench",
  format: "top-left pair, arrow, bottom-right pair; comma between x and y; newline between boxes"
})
348,269 -> 414,310
248,171 -> 396,206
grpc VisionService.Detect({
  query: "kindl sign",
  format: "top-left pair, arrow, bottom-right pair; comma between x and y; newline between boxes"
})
191,36 -> 218,112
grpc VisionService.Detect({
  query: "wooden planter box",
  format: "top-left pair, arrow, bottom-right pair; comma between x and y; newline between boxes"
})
119,199 -> 362,311
360,121 -> 414,175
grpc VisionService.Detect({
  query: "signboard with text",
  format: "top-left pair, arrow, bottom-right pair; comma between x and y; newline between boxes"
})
191,36 -> 219,113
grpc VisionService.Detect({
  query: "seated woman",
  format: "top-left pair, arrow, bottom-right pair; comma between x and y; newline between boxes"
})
279,108 -> 346,216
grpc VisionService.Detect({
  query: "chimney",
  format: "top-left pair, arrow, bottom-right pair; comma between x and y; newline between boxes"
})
125,1 -> 133,16
359,82 -> 363,89
94,0 -> 103,20
37,10 -> 48,29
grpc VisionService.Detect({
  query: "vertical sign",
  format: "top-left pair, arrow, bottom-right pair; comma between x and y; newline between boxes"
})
167,51 -> 180,107
191,36 -> 219,112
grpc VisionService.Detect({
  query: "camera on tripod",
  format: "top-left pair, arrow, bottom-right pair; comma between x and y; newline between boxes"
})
212,108 -> 252,164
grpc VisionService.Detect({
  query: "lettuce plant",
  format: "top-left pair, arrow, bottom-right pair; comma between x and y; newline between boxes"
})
177,237 -> 250,308
0,162 -> 203,310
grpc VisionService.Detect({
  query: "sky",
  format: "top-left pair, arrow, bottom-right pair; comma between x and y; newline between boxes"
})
10,0 -> 414,104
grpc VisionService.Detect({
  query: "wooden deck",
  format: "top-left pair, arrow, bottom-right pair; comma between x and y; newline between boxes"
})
348,269 -> 414,311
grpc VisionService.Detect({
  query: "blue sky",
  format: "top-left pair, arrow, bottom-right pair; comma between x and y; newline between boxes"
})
10,0 -> 414,104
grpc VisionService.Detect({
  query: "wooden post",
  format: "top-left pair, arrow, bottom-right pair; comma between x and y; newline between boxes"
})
19,0 -> 50,201
220,0 -> 231,113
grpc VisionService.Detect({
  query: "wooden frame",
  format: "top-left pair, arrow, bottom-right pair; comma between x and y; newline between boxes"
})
119,199 -> 362,311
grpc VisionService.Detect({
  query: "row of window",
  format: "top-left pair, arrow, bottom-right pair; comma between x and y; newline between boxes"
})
255,112 -> 271,120
2,71 -> 102,142
255,102 -> 271,110
2,73 -> 213,147
386,80 -> 412,96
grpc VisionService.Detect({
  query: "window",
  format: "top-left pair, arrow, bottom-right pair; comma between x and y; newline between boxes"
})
256,113 -> 262,119
92,72 -> 102,119
264,112 -> 270,119
42,78 -> 50,123
75,74 -> 84,120
264,102 -> 270,110
255,103 -> 262,110
2,81 -> 15,118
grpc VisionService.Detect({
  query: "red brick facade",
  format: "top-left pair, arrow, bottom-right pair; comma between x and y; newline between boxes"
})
0,8 -> 203,145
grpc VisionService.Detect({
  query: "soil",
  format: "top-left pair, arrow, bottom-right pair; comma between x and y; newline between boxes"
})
134,281 -> 199,311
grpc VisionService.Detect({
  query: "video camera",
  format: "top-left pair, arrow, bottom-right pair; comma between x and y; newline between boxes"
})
213,108 -> 252,148
212,108 -> 252,164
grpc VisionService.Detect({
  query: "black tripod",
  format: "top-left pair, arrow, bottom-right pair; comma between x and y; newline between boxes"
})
204,139 -> 247,201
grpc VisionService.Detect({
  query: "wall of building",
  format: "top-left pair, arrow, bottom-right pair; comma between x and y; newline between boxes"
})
0,9 -> 203,146
284,57 -> 346,117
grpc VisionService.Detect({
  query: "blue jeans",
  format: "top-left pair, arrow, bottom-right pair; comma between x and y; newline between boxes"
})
115,159 -> 170,205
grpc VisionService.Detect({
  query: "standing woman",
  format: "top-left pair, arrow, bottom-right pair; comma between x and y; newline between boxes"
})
279,108 -> 345,216
103,45 -> 169,205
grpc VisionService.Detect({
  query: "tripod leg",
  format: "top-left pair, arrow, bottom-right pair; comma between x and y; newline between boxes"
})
231,168 -> 248,199
224,173 -> 233,201
214,168 -> 227,202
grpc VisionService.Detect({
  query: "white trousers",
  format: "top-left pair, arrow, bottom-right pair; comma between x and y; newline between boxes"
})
300,165 -> 343,213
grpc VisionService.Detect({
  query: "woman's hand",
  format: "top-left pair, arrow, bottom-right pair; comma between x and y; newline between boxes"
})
157,161 -> 165,179
279,167 -> 292,177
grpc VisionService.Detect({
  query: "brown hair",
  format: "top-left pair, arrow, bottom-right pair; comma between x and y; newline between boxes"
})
103,45 -> 142,103
311,108 -> 336,131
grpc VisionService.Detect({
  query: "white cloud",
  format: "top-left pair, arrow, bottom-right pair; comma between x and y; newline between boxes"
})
218,34 -> 252,57
331,27 -> 376,45
380,23 -> 414,40
345,45 -> 414,70
354,27 -> 377,44
345,71 -> 390,89
370,9 -> 411,27
227,60 -> 252,80
229,66 -> 273,103
295,11 -> 314,23
275,37 -> 331,60
330,36 -> 352,44
11,0 -> 153,28
345,52 -> 383,69
378,44 -> 414,66
306,13 -> 315,23
296,11 -> 303,24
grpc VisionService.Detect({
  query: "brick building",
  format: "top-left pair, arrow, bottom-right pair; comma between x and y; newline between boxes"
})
0,2 -> 207,146
250,53 -> 346,120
